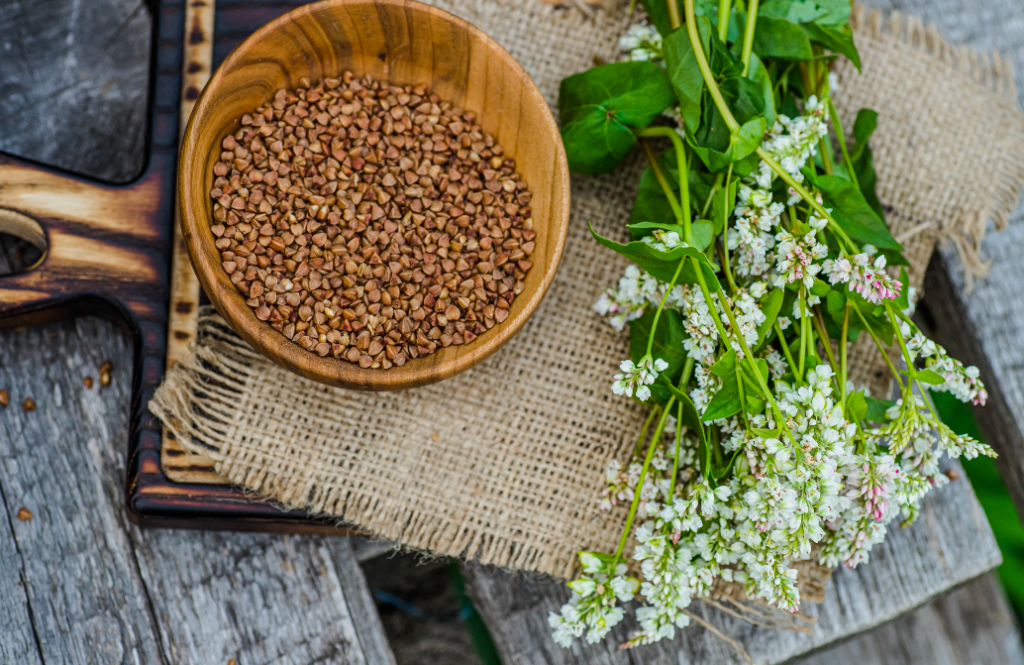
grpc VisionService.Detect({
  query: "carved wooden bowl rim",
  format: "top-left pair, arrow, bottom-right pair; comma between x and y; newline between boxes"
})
179,0 -> 570,391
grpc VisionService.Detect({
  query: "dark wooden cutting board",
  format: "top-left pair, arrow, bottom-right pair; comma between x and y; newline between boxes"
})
0,0 -> 348,533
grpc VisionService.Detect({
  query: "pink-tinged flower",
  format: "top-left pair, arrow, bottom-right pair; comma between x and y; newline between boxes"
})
825,253 -> 902,304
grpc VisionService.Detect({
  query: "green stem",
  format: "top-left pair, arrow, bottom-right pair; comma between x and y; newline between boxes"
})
887,305 -> 916,370
852,304 -> 905,390
647,258 -> 688,358
614,398 -> 676,560
811,305 -> 837,371
819,138 -> 834,175
741,0 -> 759,75
756,148 -> 858,251
637,126 -> 691,233
774,320 -> 800,382
670,402 -> 684,497
720,164 -> 734,276
633,406 -> 661,456
667,0 -> 683,30
717,239 -> 737,293
840,303 -> 849,406
717,0 -> 731,43
707,272 -> 796,446
669,356 -> 695,498
798,287 -> 808,378
639,139 -> 684,223
685,0 -> 740,132
825,94 -> 859,190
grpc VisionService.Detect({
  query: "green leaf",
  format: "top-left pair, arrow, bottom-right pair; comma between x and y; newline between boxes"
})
704,351 -> 743,421
720,76 -> 768,125
663,27 -> 705,135
590,223 -> 722,289
759,0 -> 827,23
691,220 -> 715,251
850,109 -> 884,219
852,108 -> 879,149
810,278 -> 832,297
895,267 -> 910,310
629,308 -> 688,381
558,62 -> 676,174
756,288 -> 785,347
639,0 -> 676,38
811,0 -> 853,25
745,53 -> 777,129
802,22 -> 861,70
631,151 -> 683,231
846,390 -> 868,423
710,179 -> 739,236
804,171 -> 902,250
690,117 -> 767,171
628,221 -> 685,235
914,369 -> 947,385
750,15 -> 814,60
711,349 -> 738,378
865,397 -> 896,423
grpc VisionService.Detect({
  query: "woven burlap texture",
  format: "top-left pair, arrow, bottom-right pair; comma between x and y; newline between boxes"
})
152,0 -> 1024,581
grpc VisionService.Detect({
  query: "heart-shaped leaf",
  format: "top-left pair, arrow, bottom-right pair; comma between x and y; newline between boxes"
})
559,62 -> 676,174
590,223 -> 722,290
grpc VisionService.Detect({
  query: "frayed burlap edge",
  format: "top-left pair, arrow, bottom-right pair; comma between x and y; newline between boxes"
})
849,5 -> 1024,291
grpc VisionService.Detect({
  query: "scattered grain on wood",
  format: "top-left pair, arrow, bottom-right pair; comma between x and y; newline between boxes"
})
209,72 -> 536,369
0,389 -> 8,406
83,376 -> 94,389
99,371 -> 112,387
99,360 -> 113,374
21,397 -> 35,412
16,507 -> 33,521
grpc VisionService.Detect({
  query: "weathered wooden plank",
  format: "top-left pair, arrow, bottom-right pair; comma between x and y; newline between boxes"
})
0,0 -> 150,184
788,573 -> 1024,665
0,315 -> 398,665
0,318 -> 167,665
0,471 -> 44,665
464,456 -> 1000,665
131,529 -> 397,665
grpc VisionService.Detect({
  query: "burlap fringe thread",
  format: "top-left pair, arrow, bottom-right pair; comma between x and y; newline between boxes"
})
152,1 -> 1024,654
848,5 -> 1024,290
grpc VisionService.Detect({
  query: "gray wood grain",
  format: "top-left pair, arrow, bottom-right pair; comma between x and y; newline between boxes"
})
0,0 -> 150,183
0,472 -> 44,665
788,572 -> 1024,665
0,317 -> 397,665
0,318 -> 166,665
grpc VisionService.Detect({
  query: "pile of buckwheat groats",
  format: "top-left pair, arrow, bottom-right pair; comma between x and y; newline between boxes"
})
210,72 -> 536,369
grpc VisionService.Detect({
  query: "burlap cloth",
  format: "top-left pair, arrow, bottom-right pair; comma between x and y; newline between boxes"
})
153,1 -> 1024,581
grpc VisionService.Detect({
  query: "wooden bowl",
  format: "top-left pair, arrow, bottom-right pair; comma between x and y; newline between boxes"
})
179,0 -> 569,390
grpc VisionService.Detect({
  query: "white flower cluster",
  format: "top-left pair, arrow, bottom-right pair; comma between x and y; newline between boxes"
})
728,97 -> 829,287
549,552 -> 640,646
594,265 -> 685,331
730,165 -> 782,278
642,229 -> 688,252
612,355 -> 669,402
773,216 -> 829,290
761,96 -> 829,191
619,22 -> 663,62
905,327 -> 988,405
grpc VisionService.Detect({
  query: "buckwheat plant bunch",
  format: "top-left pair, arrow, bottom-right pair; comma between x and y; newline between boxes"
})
549,0 -> 995,648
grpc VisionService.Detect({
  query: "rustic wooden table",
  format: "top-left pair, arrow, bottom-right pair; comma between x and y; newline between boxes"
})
1,1 -> 1023,664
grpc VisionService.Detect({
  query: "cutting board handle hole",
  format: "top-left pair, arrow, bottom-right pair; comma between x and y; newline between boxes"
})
0,209 -> 47,276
